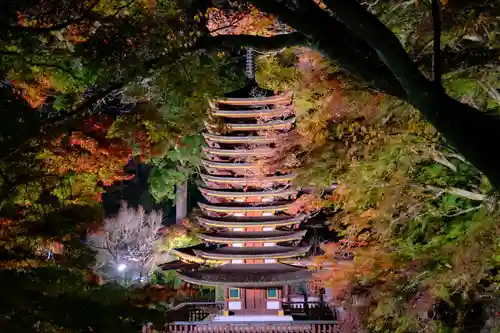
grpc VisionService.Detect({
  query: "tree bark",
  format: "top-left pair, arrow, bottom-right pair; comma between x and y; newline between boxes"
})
248,0 -> 406,98
175,178 -> 188,224
237,0 -> 500,188
314,0 -> 500,188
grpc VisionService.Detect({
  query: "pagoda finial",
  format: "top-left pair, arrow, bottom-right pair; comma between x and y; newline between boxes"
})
245,48 -> 256,81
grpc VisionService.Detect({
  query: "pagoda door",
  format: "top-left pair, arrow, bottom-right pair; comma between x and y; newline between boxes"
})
244,289 -> 266,313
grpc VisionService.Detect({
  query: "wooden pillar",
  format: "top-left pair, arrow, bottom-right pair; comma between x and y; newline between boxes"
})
223,288 -> 229,316
175,178 -> 188,224
278,288 -> 284,316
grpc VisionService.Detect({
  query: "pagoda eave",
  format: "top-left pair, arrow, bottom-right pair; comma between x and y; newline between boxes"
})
198,202 -> 293,214
197,230 -> 307,244
200,174 -> 295,188
211,92 -> 293,106
209,106 -> 294,118
205,118 -> 295,133
203,133 -> 280,144
171,248 -> 226,265
202,146 -> 277,157
201,161 -> 275,174
197,215 -> 304,228
199,187 -> 296,199
177,263 -> 311,288
192,245 -> 311,260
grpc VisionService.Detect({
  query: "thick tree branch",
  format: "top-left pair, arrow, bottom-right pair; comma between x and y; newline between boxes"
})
317,0 -> 500,189
6,0 -> 101,32
248,0 -> 406,98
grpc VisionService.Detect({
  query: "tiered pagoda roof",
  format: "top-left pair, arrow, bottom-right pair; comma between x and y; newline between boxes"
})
203,133 -> 280,145
197,230 -> 307,243
198,202 -> 294,215
199,187 -> 296,201
173,86 -> 312,289
197,215 -> 304,228
205,118 -> 295,133
200,174 -> 295,189
177,263 -> 311,288
202,146 -> 277,157
209,105 -> 294,118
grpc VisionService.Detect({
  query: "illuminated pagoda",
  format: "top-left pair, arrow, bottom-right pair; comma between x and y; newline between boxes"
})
167,50 -> 336,328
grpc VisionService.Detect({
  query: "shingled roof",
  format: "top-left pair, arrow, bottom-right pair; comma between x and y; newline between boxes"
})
177,263 -> 311,287
193,244 -> 311,260
197,215 -> 304,228
197,230 -> 307,244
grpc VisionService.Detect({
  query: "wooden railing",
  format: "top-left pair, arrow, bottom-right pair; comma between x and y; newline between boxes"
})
283,302 -> 336,320
165,301 -> 225,322
164,321 -> 338,333
166,301 -> 336,322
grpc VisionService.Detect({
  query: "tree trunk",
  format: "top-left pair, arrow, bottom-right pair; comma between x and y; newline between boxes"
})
318,0 -> 500,188
175,178 -> 188,224
248,0 -> 406,98
245,0 -> 500,189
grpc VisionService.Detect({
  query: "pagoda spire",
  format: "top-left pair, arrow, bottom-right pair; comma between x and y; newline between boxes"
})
245,47 -> 256,81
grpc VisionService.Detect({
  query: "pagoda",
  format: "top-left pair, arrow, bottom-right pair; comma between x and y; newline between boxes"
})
169,50 -> 334,325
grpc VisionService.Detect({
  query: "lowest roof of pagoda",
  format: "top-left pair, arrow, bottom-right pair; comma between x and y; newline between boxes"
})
211,92 -> 293,106
192,244 -> 311,260
197,230 -> 307,244
203,133 -> 281,144
197,215 -> 304,228
177,263 -> 311,288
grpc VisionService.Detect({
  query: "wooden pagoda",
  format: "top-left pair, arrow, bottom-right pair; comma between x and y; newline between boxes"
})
171,86 -> 320,321
164,50 -> 337,331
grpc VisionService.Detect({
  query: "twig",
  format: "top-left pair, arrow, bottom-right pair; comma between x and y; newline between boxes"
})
431,0 -> 442,84
423,184 -> 487,201
0,51 -> 83,81
110,0 -> 135,18
444,205 -> 482,217
432,151 -> 457,172
7,0 -> 101,32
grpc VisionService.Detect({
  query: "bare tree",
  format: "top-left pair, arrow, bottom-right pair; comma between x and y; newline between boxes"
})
87,202 -> 163,285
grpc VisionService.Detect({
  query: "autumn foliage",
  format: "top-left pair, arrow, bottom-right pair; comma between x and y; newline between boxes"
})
207,6 -> 284,37
42,115 -> 152,201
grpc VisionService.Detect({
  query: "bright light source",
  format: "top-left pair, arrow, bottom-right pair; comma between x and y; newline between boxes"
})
117,263 -> 127,272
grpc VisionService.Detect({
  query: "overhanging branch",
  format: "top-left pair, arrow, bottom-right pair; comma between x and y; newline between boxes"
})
248,0 -> 406,98
5,0 -> 101,33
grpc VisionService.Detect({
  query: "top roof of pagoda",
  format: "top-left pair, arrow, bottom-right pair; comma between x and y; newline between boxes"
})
221,80 -> 275,99
211,92 -> 293,107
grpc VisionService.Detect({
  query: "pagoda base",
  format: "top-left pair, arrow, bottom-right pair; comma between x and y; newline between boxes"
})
213,315 -> 294,322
